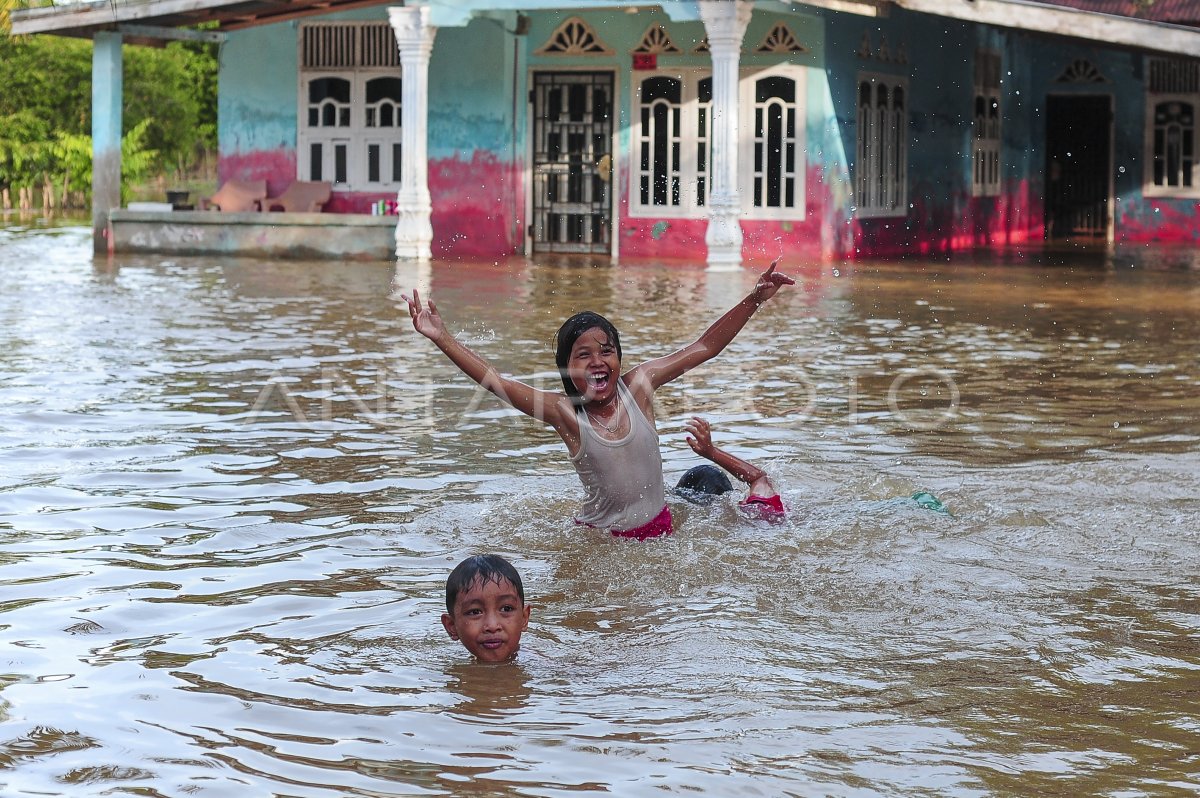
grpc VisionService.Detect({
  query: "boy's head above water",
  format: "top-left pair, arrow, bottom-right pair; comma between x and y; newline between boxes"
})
442,554 -> 530,663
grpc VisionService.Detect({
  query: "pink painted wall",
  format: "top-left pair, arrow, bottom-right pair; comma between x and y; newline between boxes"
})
218,148 -> 524,256
851,178 -> 1043,259
218,151 -> 297,199
430,151 -> 524,258
1116,200 -> 1200,244
215,148 -> 1055,263
613,164 -> 832,263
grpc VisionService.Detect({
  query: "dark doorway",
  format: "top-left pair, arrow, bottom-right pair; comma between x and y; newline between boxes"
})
1045,94 -> 1111,240
530,72 -> 613,254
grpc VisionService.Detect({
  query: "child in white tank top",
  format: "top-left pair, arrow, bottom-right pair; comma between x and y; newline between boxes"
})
401,262 -> 795,539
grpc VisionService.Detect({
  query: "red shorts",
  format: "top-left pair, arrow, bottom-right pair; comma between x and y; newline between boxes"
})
610,505 -> 673,540
738,493 -> 786,522
575,505 -> 674,541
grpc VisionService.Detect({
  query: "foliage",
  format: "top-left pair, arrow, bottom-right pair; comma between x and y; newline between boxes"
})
119,118 -> 158,201
0,20 -> 216,206
123,40 -> 218,172
0,109 -> 53,186
50,132 -> 90,193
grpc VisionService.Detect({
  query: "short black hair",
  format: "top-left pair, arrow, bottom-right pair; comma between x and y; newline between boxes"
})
675,464 -> 734,504
445,554 -> 525,614
554,311 -> 622,400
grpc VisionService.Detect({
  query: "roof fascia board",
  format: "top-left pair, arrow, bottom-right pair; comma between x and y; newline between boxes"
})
891,0 -> 1200,57
220,0 -> 395,30
118,22 -> 227,42
12,0 -> 245,35
417,1 -> 701,28
776,0 -> 883,18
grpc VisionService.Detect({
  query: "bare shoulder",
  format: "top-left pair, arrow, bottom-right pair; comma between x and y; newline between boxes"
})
546,391 -> 582,438
620,369 -> 657,422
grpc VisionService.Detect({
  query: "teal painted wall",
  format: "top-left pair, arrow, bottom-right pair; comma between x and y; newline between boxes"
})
220,9 -> 519,161
219,18 -> 300,155
427,19 -> 515,159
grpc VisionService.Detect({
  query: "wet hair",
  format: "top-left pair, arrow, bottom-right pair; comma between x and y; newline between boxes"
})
674,464 -> 734,504
554,311 -> 622,400
445,554 -> 525,614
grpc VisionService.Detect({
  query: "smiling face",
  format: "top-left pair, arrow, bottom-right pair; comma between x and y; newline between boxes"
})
567,326 -> 622,406
554,312 -> 622,402
441,575 -> 530,663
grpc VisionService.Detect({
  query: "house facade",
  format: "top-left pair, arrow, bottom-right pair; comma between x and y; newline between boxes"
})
13,0 -> 1200,264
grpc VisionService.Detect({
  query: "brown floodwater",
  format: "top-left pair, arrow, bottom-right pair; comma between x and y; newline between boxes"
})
1,220 -> 1198,796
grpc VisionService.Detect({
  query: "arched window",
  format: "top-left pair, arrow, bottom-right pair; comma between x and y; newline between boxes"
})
638,76 -> 683,207
631,66 -> 806,219
308,77 -> 352,128
1153,101 -> 1195,188
299,22 -> 404,191
750,76 -> 798,209
972,49 -> 1002,197
855,73 -> 908,217
1144,57 -> 1199,197
697,77 -> 712,207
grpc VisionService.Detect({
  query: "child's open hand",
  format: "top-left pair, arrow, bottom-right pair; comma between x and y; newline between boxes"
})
684,416 -> 715,457
401,288 -> 445,341
751,260 -> 796,304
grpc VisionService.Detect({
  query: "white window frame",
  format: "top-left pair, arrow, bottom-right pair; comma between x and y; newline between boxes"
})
854,71 -> 908,219
741,64 -> 807,220
633,71 -> 691,215
297,23 -> 402,193
1144,57 -> 1200,198
972,49 -> 1002,198
629,65 -> 807,220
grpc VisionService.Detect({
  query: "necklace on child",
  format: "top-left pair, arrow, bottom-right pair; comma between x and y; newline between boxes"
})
588,391 -> 623,435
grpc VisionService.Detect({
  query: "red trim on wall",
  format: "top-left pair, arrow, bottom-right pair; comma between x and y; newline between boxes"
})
852,178 -> 1041,258
1116,199 -> 1200,243
429,151 -> 523,258
218,152 -> 297,199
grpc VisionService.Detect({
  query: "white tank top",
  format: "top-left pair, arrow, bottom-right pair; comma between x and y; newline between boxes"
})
569,381 -> 666,531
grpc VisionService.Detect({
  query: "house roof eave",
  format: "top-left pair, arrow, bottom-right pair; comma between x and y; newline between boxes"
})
10,0 -> 397,39
889,0 -> 1200,57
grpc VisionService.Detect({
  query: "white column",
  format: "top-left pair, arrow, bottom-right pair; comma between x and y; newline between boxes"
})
698,0 -> 752,271
389,6 -> 437,261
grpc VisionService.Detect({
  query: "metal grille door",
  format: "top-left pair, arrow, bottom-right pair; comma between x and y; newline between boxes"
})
1045,95 -> 1111,239
531,72 -> 613,254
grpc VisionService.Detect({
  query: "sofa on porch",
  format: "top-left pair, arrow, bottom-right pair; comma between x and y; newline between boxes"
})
198,179 -> 268,212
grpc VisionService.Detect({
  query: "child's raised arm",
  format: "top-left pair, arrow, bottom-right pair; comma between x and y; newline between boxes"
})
629,261 -> 795,393
684,417 -> 776,498
401,289 -> 575,433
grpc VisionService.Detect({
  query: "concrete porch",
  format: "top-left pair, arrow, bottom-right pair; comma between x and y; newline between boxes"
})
107,209 -> 399,260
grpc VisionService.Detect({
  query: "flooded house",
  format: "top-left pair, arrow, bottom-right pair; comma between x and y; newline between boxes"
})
12,0 -> 1200,265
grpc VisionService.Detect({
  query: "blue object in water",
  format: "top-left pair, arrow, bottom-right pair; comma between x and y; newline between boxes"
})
910,491 -> 949,514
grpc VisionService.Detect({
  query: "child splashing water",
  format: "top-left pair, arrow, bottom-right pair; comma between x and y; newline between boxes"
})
401,262 -> 794,540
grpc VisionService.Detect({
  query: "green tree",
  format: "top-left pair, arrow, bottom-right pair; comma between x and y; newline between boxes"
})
0,10 -> 217,205
0,109 -> 53,191
124,41 -> 218,174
